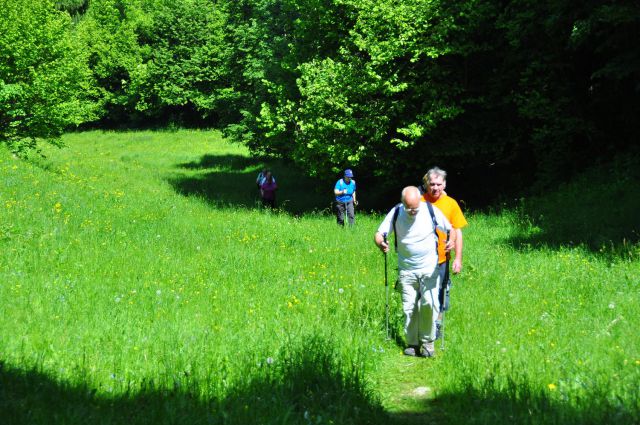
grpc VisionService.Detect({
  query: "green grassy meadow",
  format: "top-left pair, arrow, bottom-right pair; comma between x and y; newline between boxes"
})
1,130 -> 639,424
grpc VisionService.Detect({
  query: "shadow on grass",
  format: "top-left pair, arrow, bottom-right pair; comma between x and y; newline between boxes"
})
0,339 -> 386,425
505,158 -> 640,260
3,351 -> 638,425
178,154 -> 258,171
389,383 -> 638,425
169,154 -> 333,215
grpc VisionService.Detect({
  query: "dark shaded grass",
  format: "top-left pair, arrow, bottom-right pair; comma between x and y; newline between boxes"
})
169,152 -> 393,216
388,378 -> 639,425
178,154 -> 257,172
0,338 -> 387,425
429,381 -> 639,425
169,155 -> 333,215
506,154 -> 640,261
8,357 -> 635,425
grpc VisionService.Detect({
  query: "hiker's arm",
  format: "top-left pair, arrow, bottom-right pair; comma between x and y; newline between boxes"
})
375,208 -> 396,253
374,231 -> 389,253
445,231 -> 455,252
452,228 -> 463,274
352,191 -> 358,205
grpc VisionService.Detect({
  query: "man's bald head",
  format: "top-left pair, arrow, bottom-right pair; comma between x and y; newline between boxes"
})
401,186 -> 421,211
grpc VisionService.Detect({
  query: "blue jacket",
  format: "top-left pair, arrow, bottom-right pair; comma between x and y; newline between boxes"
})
335,178 -> 356,203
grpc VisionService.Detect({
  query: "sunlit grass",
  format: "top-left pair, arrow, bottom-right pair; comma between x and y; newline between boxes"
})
1,130 -> 638,424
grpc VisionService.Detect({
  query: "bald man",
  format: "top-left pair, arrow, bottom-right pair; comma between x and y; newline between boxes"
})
374,186 -> 452,357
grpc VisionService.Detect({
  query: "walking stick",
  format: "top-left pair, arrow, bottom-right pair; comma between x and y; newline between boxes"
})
441,230 -> 451,351
383,232 -> 390,339
344,200 -> 349,227
441,297 -> 446,351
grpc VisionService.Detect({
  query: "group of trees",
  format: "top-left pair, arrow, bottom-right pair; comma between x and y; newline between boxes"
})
2,0 -> 638,200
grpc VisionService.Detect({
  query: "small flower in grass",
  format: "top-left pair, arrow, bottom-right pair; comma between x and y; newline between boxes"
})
156,290 -> 161,296
635,360 -> 640,366
608,302 -> 615,309
338,288 -> 344,294
266,357 -> 274,365
547,383 -> 557,391
53,202 -> 62,213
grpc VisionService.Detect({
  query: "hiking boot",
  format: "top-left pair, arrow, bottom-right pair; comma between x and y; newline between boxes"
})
403,345 -> 420,357
435,321 -> 442,340
420,341 -> 435,358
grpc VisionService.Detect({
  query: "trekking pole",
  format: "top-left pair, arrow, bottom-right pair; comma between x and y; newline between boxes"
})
441,299 -> 446,351
344,200 -> 349,227
383,232 -> 389,339
441,230 -> 451,351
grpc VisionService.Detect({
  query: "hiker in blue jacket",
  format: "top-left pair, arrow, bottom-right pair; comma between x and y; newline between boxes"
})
334,169 -> 358,226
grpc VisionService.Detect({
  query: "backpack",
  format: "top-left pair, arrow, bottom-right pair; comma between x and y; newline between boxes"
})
391,202 -> 439,252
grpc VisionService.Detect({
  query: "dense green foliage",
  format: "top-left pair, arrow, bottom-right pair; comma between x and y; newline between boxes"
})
1,131 -> 639,424
76,0 -> 232,125
0,0 -> 95,153
1,0 -> 639,199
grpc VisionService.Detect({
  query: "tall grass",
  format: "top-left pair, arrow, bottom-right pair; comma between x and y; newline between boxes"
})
1,130 -> 638,424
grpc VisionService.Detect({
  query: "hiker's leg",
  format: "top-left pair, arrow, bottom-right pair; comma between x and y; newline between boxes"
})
437,262 -> 447,321
418,268 -> 440,343
438,261 -> 452,312
335,202 -> 345,226
398,271 -> 420,346
346,200 -> 355,225
437,262 -> 446,308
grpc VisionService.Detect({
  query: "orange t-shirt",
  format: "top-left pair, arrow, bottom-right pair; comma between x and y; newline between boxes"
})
422,194 -> 468,263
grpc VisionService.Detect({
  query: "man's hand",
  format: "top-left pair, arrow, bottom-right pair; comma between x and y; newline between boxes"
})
445,239 -> 455,252
375,232 -> 389,253
452,257 -> 462,274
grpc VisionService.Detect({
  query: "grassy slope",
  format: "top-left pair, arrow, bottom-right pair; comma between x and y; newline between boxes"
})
1,130 -> 638,424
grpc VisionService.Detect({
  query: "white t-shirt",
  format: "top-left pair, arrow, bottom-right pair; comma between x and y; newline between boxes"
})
377,201 -> 451,273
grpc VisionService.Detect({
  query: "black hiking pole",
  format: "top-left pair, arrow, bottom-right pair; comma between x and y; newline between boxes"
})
441,230 -> 452,351
344,200 -> 349,227
343,189 -> 352,227
383,232 -> 390,339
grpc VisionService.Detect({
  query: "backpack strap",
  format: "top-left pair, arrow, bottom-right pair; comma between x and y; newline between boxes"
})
391,203 -> 401,251
425,202 -> 439,251
392,202 -> 439,252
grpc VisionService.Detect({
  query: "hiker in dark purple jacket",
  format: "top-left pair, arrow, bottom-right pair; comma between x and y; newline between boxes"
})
260,170 -> 277,208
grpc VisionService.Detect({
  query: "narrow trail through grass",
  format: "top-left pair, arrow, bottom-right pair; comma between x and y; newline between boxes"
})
1,130 -> 638,424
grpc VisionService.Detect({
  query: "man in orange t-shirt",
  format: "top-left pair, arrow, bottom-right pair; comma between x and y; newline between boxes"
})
422,167 -> 468,337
